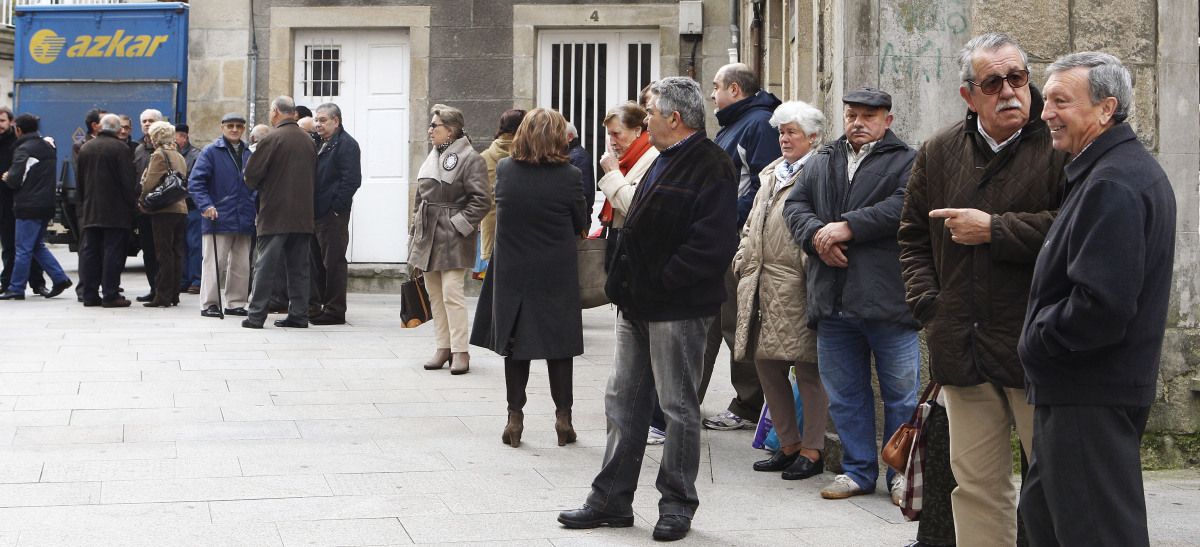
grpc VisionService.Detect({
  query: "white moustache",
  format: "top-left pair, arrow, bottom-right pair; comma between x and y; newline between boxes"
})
996,100 -> 1023,113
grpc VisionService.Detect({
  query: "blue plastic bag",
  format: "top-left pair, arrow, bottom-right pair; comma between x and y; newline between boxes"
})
752,367 -> 804,452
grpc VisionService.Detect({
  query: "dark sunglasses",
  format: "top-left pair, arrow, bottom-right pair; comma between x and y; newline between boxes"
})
967,69 -> 1030,95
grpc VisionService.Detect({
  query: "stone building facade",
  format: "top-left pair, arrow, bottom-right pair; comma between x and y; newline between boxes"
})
737,0 -> 1200,465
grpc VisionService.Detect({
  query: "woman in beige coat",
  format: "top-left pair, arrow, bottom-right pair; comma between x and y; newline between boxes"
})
733,101 -> 829,480
478,109 -> 526,262
139,120 -> 189,308
410,104 -> 491,374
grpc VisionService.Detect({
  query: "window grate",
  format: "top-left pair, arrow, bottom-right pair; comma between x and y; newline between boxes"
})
550,41 -> 608,194
302,46 -> 342,98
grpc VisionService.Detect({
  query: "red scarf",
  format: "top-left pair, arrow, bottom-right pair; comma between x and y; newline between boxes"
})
599,132 -> 653,225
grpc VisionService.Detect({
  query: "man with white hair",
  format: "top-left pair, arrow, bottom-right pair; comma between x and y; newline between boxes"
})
558,77 -> 738,542
1018,51 -> 1175,547
133,108 -> 164,303
898,33 -> 1068,546
564,121 -> 595,216
75,114 -> 138,307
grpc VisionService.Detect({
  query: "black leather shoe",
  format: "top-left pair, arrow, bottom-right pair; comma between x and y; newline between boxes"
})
101,297 -> 131,308
557,505 -> 634,529
652,514 -> 691,541
82,299 -> 102,307
753,449 -> 801,472
781,455 -> 824,480
223,307 -> 248,316
273,319 -> 308,328
135,293 -> 156,303
0,290 -> 25,300
44,279 -> 72,298
241,319 -> 263,329
201,306 -> 223,318
33,286 -> 51,297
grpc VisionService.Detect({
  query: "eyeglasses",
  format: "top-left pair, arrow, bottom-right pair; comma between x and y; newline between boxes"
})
223,123 -> 246,129
967,69 -> 1029,95
429,122 -> 445,129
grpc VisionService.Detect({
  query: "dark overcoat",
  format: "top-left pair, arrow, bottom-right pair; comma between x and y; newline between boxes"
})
470,158 -> 588,360
77,132 -> 138,230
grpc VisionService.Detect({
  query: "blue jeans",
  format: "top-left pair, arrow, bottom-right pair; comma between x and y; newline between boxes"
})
180,208 -> 203,289
8,218 -> 68,293
586,313 -> 713,519
816,315 -> 920,491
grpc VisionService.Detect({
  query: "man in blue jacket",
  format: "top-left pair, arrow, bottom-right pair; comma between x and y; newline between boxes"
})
188,112 -> 256,318
1019,52 -> 1175,547
783,88 -> 920,503
699,63 -> 781,432
308,103 -> 361,326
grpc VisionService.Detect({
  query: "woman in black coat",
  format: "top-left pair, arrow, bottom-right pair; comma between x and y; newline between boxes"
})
470,108 -> 588,449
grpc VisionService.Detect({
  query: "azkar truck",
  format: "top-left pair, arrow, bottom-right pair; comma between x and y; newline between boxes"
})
12,2 -> 189,249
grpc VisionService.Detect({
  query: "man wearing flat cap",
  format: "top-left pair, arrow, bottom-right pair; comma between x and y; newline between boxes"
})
783,87 -> 920,502
187,112 -> 256,318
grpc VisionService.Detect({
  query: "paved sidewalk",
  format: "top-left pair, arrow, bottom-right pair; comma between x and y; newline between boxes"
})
0,248 -> 1196,546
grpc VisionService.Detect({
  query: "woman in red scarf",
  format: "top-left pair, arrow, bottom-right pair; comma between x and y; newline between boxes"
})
597,102 -> 658,238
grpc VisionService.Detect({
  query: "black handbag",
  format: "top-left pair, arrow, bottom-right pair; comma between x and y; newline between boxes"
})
400,275 -> 432,328
141,162 -> 188,211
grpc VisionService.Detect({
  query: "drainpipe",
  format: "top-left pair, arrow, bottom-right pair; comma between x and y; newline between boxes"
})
751,0 -> 764,78
247,0 -> 259,127
729,0 -> 740,63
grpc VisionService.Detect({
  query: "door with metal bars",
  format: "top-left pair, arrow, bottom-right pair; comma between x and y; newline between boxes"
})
537,30 -> 660,228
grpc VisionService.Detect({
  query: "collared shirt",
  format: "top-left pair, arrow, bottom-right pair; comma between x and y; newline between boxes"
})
977,118 -> 1022,153
845,140 -> 877,183
773,149 -> 815,196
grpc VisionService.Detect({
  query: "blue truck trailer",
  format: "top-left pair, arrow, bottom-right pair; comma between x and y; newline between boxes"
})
12,2 -> 189,248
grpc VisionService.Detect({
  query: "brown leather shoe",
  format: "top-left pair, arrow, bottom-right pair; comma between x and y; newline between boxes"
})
555,409 -> 577,446
101,297 -> 132,308
449,352 -> 470,375
422,348 -> 451,370
501,410 -> 524,448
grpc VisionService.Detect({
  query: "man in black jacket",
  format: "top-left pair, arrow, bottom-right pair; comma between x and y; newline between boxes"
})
1018,52 -> 1175,547
0,114 -> 73,300
783,88 -> 920,503
308,103 -> 361,325
0,107 -> 48,296
77,114 -> 139,307
558,77 -> 737,542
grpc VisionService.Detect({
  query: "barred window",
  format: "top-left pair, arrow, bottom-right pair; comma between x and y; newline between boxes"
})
303,46 -> 341,97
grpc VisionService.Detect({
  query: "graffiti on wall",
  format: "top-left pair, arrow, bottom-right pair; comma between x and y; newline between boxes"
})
878,0 -> 967,83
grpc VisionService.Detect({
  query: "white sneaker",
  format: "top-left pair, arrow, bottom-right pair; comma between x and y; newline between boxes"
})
646,426 -> 666,445
890,475 -> 906,506
702,410 -> 755,431
820,474 -> 871,500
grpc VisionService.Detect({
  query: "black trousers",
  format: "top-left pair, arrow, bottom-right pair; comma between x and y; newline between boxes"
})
505,357 -> 573,412
1019,404 -> 1151,547
309,212 -> 350,319
136,213 -> 158,294
246,233 -> 311,325
0,188 -> 46,291
79,227 -> 129,302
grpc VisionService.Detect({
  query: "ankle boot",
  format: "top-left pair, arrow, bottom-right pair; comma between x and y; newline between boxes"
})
450,352 -> 470,375
501,410 -> 524,447
423,348 -> 451,370
555,409 -> 577,446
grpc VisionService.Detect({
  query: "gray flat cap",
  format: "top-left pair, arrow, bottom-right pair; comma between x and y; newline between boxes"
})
842,87 -> 892,110
220,112 -> 247,124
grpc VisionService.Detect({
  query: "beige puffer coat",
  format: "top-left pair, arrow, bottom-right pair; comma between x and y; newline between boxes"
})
733,157 -> 818,363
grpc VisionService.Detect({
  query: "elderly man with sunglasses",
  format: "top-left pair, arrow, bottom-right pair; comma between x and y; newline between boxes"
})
897,33 -> 1069,547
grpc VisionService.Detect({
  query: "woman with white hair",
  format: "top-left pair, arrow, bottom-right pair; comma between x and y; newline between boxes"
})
138,120 -> 189,307
732,100 -> 830,479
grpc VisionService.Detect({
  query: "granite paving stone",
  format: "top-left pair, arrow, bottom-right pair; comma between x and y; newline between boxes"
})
0,249 -> 1193,545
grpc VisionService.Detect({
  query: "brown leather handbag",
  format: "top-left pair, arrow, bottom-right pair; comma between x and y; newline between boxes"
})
882,382 -> 941,472
400,275 -> 431,328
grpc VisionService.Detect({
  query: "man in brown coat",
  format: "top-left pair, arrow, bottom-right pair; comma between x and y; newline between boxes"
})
76,114 -> 139,308
241,96 -> 317,329
897,33 -> 1068,546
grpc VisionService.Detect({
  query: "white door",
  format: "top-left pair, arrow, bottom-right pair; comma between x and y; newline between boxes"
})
294,29 -> 410,263
537,30 -> 660,227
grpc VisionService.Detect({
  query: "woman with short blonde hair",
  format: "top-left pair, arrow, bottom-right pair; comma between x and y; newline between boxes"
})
138,120 -> 189,307
472,108 -> 589,448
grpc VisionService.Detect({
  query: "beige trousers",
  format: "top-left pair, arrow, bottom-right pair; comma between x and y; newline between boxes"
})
424,268 -> 469,352
942,383 -> 1034,547
200,233 -> 252,310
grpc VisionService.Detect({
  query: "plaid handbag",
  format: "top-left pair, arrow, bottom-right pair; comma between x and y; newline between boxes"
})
898,383 -> 941,521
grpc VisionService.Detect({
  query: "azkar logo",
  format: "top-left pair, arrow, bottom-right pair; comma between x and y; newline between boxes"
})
28,28 -> 169,65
